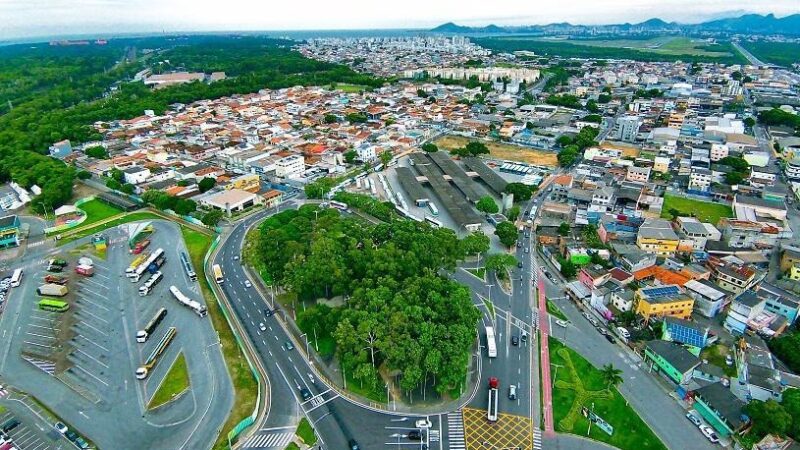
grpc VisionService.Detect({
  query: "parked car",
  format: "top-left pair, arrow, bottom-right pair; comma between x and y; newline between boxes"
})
408,430 -> 423,441
555,319 -> 568,328
54,422 -> 68,434
700,425 -> 720,443
415,419 -> 432,429
604,334 -> 615,344
686,412 -> 702,427
348,439 -> 361,450
725,355 -> 734,366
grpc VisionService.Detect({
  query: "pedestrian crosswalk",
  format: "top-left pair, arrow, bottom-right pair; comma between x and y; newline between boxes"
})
446,410 -> 466,450
429,429 -> 440,443
242,432 -> 294,449
533,427 -> 542,450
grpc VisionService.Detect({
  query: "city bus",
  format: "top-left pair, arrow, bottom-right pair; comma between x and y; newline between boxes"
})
485,326 -> 497,358
38,298 -> 69,312
10,268 -> 23,287
329,200 -> 349,212
212,264 -> 224,284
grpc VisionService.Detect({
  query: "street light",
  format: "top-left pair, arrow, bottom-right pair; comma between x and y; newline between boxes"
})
300,333 -> 309,355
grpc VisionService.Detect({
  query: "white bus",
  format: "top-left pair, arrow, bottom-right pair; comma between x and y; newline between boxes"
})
485,326 -> 497,358
212,264 -> 224,284
10,268 -> 23,287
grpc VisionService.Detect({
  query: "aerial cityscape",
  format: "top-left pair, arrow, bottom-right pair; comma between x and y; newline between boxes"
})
2,2 -> 800,450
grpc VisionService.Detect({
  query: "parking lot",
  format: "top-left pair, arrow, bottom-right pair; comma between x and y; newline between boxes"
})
0,220 -> 233,450
0,396 -> 69,450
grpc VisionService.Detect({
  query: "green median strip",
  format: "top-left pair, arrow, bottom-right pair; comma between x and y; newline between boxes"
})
148,353 -> 190,409
296,417 -> 317,446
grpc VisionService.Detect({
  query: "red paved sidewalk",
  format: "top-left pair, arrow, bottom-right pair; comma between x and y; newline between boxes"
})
538,270 -> 555,437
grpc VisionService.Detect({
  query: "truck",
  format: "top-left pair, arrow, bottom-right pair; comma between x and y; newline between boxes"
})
43,275 -> 68,285
78,257 -> 93,267
180,252 -> 196,282
75,265 -> 94,276
138,271 -> 163,296
130,248 -> 164,282
169,285 -> 207,317
487,377 -> 499,422
48,259 -> 68,267
132,239 -> 150,255
146,253 -> 166,275
135,327 -> 176,379
136,308 -> 167,343
126,252 -> 150,276
36,284 -> 69,297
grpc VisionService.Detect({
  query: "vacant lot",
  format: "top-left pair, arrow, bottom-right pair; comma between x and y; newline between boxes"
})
434,135 -> 558,167
78,199 -> 123,225
661,194 -> 733,226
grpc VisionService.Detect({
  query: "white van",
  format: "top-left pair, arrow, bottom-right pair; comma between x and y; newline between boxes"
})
616,327 -> 630,340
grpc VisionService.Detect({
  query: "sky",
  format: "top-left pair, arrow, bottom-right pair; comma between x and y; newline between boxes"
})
1,0 -> 799,40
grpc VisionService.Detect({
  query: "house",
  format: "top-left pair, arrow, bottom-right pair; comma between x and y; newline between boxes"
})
749,165 -> 778,187
736,336 -> 783,402
275,155 -> 305,179
644,340 -> 701,385
625,166 -> 651,183
751,434 -> 800,450
689,168 -> 713,192
48,140 -> 72,159
780,245 -> 800,273
635,285 -> 694,322
536,226 -> 561,245
610,242 -> 657,273
578,265 -> 611,290
0,215 -> 21,248
200,189 -> 264,215
261,189 -> 284,208
610,288 -> 635,312
677,217 -> 721,251
692,383 -> 747,438
224,173 -> 260,193
724,291 -> 766,335
732,195 -> 787,221
685,279 -> 730,318
719,219 -> 780,249
637,218 -> 680,256
713,261 -> 760,295
122,166 -> 151,185
662,317 -> 710,349
759,282 -> 800,326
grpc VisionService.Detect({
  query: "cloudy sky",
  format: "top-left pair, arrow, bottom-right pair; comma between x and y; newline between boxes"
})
2,0 -> 799,40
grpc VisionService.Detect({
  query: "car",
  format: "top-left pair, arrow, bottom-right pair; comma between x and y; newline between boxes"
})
524,247 -> 529,254
300,388 -> 312,401
259,323 -> 266,332
264,308 -> 274,317
517,261 -> 523,268
686,412 -> 702,427
64,430 -> 79,442
516,241 -> 521,248
348,439 -> 361,450
511,335 -> 519,346
604,334 -> 615,343
589,318 -> 599,327
75,437 -> 89,449
725,354 -> 734,366
699,425 -> 720,443
54,422 -> 68,434
415,419 -> 432,429
244,280 -> 252,288
598,327 -> 608,335
521,331 -> 528,342
1,419 -> 20,433
407,430 -> 423,441
284,341 -> 294,351
508,384 -> 517,400
582,311 -> 591,320
233,255 -> 239,260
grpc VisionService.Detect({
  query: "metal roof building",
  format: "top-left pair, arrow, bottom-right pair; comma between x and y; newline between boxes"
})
462,157 -> 508,195
409,153 -> 482,232
395,167 -> 430,207
428,151 -> 485,203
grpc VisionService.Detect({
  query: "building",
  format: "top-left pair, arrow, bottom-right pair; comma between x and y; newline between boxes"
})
261,189 -> 284,208
677,217 -> 721,251
0,215 -> 21,248
637,218 -> 680,256
144,72 -> 206,87
122,166 -> 151,185
724,291 -> 766,335
732,195 -> 787,221
200,189 -> 264,215
644,340 -> 701,385
662,317 -> 710,349
635,285 -> 694,322
615,116 -> 642,142
224,174 -> 260,193
710,143 -> 729,162
785,157 -> 800,182
610,288 -> 635,312
714,261 -> 760,295
626,166 -> 651,183
688,168 -> 713,192
719,219 -> 780,249
48,140 -> 72,159
749,165 -> 778,187
275,155 -> 305,179
685,279 -> 729,318
693,383 -> 747,438
780,245 -> 800,273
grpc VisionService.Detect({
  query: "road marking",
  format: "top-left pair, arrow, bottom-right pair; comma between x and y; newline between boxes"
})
241,432 -> 294,448
446,410 -> 466,450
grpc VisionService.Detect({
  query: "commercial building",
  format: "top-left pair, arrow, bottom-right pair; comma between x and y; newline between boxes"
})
224,173 -> 260,193
637,218 -> 680,256
644,340 -> 701,385
685,279 -> 729,318
123,166 -> 151,185
200,189 -> 264,214
48,139 -> 72,159
635,285 -> 694,322
615,116 -> 642,142
275,155 -> 305,179
0,215 -> 21,248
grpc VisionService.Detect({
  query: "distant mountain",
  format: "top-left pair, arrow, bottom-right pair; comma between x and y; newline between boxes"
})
430,13 -> 800,36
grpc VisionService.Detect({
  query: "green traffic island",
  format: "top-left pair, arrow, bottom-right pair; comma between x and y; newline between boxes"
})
549,338 -> 667,450
147,352 -> 191,410
466,267 -> 486,280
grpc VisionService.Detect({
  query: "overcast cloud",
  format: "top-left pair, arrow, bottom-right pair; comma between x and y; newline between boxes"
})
1,0 -> 799,40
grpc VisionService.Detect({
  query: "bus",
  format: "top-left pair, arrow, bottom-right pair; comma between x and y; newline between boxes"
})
10,268 -> 23,287
38,298 -> 69,312
428,203 -> 439,216
485,326 -> 497,358
425,216 -> 443,228
330,200 -> 349,212
212,264 -> 224,284
180,252 -> 197,282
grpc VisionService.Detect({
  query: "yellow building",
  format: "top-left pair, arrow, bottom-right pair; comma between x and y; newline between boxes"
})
225,173 -> 260,193
636,218 -> 679,256
635,285 -> 694,322
790,264 -> 800,281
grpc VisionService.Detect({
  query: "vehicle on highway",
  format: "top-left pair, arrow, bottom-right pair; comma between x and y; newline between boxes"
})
244,280 -> 252,288
508,384 -> 517,400
485,326 -> 497,358
511,335 -> 519,346
726,354 -> 734,366
517,261 -> 523,268
55,422 -> 68,434
555,319 -> 568,328
487,377 -> 499,422
284,341 -> 294,351
408,430 -> 423,441
348,439 -> 361,450
233,255 -> 239,260
686,412 -> 702,427
524,247 -> 529,253
415,419 -> 432,429
700,425 -> 720,443
521,330 -> 528,342
605,334 -> 615,343
300,387 -> 312,401
212,264 -> 224,283
264,308 -> 274,317
259,322 -> 266,331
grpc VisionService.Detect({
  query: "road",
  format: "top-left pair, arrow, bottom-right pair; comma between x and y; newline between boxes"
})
732,41 -> 765,66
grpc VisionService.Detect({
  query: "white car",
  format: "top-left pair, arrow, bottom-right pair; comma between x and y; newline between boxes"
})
415,419 -> 432,429
699,425 -> 720,443
54,422 -> 68,434
244,280 -> 252,288
259,323 -> 266,332
555,319 -> 569,328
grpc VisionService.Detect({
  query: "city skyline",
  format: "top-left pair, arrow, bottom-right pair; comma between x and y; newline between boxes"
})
2,0 -> 800,40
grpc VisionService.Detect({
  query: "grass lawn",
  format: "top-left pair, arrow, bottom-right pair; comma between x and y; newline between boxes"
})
57,211 -> 163,244
148,353 -> 190,409
467,268 -> 486,279
547,300 -> 567,321
296,418 -> 317,446
660,194 -> 733,226
285,443 -> 300,450
179,228 -> 258,450
77,199 -> 124,227
434,135 -> 558,167
700,344 -> 737,378
343,365 -> 387,403
334,83 -> 370,93
550,339 -> 666,450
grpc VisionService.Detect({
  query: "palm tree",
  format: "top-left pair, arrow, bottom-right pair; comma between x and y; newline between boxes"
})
600,364 -> 624,390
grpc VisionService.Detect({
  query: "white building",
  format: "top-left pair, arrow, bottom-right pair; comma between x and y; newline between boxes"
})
615,116 -> 641,143
710,144 -> 729,162
275,155 -> 305,179
677,217 -> 721,251
123,166 -> 151,185
689,168 -> 713,192
200,189 -> 263,214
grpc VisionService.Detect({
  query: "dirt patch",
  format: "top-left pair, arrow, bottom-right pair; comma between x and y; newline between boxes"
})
600,141 -> 641,158
434,135 -> 559,167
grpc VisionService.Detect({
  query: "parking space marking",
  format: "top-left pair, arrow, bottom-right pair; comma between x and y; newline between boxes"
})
72,361 -> 110,387
75,320 -> 109,338
74,334 -> 109,352
75,307 -> 110,324
74,347 -> 109,369
76,293 -> 110,312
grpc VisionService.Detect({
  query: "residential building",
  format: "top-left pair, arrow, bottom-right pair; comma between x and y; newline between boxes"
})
653,156 -> 671,173
48,139 -> 72,159
610,242 -> 657,273
224,173 -> 260,193
685,279 -> 730,318
785,157 -> 800,182
780,245 -> 800,273
732,195 -> 787,221
122,166 -> 151,185
661,317 -> 710,349
719,219 -> 780,249
615,116 -> 641,142
759,282 -> 800,326
693,383 -> 747,438
676,217 -> 721,251
709,143 -> 729,162
714,261 -> 760,295
261,189 -> 284,208
688,168 -> 712,192
644,340 -> 701,385
635,285 -> 694,322
637,218 -> 680,256
275,155 -> 305,179
735,337 -> 783,402
610,289 -> 635,312
724,291 -> 766,335
0,215 -> 21,248
199,189 -> 264,214
749,165 -> 778,187
626,166 -> 651,183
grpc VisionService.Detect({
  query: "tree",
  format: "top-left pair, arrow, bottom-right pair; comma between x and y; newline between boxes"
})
84,145 -> 108,159
106,178 -> 122,191
744,399 -> 792,438
305,177 -> 337,199
109,168 -> 124,183
731,71 -> 743,81
583,114 -> 602,123
506,205 -> 521,221
504,182 -> 534,202
76,170 -> 92,180
494,221 -> 518,248
557,144 -> 581,168
465,141 -> 489,156
719,156 -> 750,173
198,177 -> 216,193
173,198 -> 197,215
120,183 -> 135,195
460,232 -> 490,256
585,100 -> 600,113
724,171 -> 745,185
558,222 -> 570,236
201,209 -> 224,226
421,143 -> 438,153
476,196 -> 499,214
597,93 -> 612,104
324,114 -> 337,124
484,253 -> 517,279
559,258 -> 577,278
744,117 -> 756,128
781,389 -> 800,440
600,364 -> 624,390
379,150 -> 392,169
668,208 -> 681,220
345,112 -> 368,123
556,135 -> 573,148
344,150 -> 358,164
